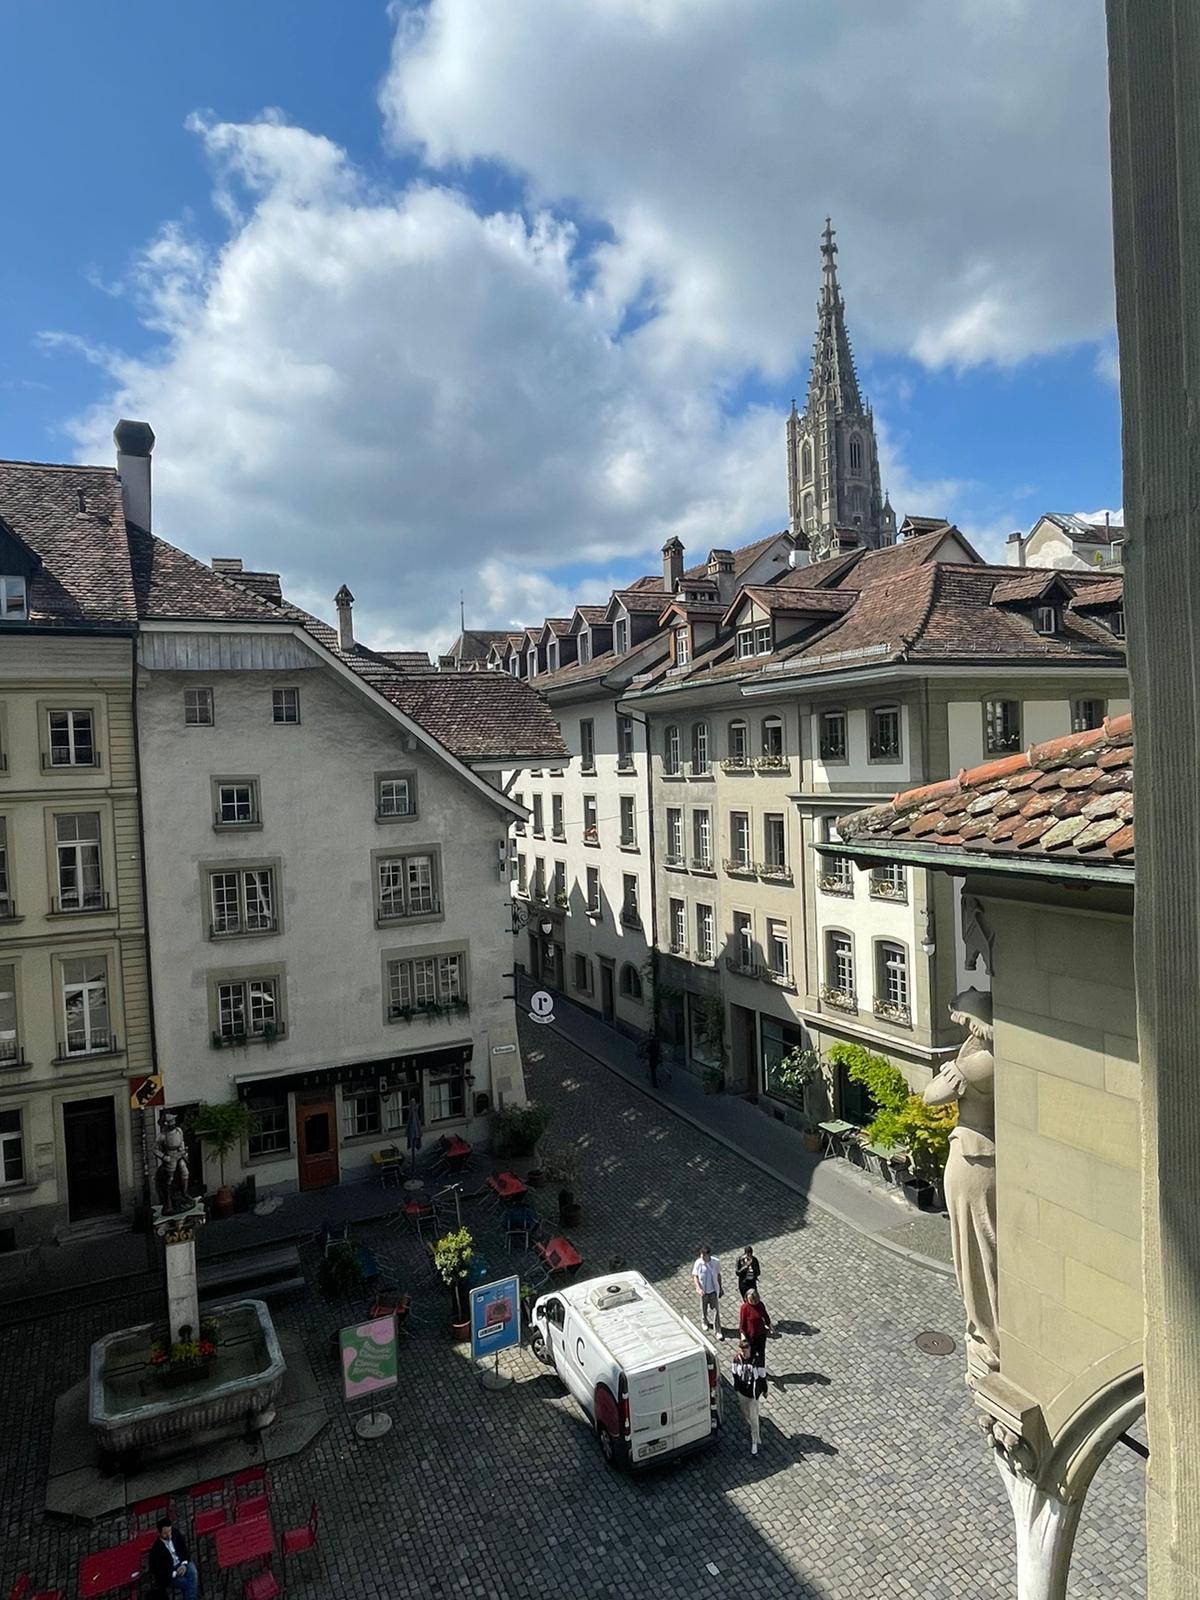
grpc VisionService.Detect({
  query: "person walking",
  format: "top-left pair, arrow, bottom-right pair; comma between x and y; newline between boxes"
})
641,1033 -> 661,1089
738,1286 -> 772,1367
731,1337 -> 767,1455
735,1244 -> 761,1301
148,1516 -> 199,1600
692,1244 -> 724,1339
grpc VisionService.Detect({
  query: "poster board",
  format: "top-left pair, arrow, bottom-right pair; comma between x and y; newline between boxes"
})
469,1274 -> 521,1362
339,1315 -> 399,1404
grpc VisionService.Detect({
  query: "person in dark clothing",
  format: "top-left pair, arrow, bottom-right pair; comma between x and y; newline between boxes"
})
147,1518 -> 198,1600
738,1287 -> 772,1366
639,1033 -> 661,1089
735,1244 -> 761,1300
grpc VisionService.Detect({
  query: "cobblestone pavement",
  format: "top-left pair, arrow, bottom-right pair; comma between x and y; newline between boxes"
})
1,1017 -> 1144,1599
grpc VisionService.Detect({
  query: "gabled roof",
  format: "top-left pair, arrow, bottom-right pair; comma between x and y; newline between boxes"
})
721,585 -> 856,628
1037,513 -> 1125,543
0,459 -> 138,627
571,606 -> 608,630
447,629 -> 513,663
609,587 -> 668,617
836,714 -> 1133,881
130,529 -> 284,622
378,650 -> 435,673
990,570 -> 1074,606
658,597 -> 725,624
1068,579 -> 1125,611
682,530 -> 785,582
538,618 -> 572,641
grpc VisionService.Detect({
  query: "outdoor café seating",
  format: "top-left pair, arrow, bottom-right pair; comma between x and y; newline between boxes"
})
485,1170 -> 528,1209
503,1203 -> 539,1251
529,1234 -> 583,1287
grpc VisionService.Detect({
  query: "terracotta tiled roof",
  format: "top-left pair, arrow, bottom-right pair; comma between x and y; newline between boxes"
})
682,530 -> 782,581
726,585 -> 856,624
449,630 -> 513,662
539,618 -> 572,637
1068,578 -> 1124,610
130,530 -> 284,621
837,714 -> 1134,874
375,671 -> 567,761
990,571 -> 1069,605
0,460 -> 138,626
378,650 -> 435,672
572,606 -> 608,626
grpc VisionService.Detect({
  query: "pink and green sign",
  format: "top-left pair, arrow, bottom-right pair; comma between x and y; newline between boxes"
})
339,1315 -> 399,1403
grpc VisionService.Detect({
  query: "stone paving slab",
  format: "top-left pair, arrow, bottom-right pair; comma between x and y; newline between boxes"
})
0,1012 -> 1144,1599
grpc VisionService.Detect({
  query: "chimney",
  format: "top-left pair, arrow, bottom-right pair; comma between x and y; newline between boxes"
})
211,558 -> 244,574
113,419 -> 155,532
334,584 -> 355,651
662,537 -> 684,593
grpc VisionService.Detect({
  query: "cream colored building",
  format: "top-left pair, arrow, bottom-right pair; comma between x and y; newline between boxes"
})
0,456 -> 154,1258
839,715 -> 1140,1597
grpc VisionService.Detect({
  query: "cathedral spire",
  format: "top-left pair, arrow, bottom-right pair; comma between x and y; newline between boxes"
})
787,221 -> 894,558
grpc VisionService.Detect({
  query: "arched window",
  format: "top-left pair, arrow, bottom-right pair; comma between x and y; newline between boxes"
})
824,930 -> 856,1003
619,963 -> 644,1002
801,440 -> 813,483
691,721 -> 711,775
849,433 -> 863,473
664,724 -> 681,775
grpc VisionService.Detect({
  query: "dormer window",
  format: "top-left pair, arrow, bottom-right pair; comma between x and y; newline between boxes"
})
1110,608 -> 1126,639
754,623 -> 772,655
547,643 -> 558,672
527,649 -> 537,678
674,626 -> 691,666
578,632 -> 591,664
1036,605 -> 1059,635
1,577 -> 27,621
736,628 -> 754,659
614,619 -> 629,654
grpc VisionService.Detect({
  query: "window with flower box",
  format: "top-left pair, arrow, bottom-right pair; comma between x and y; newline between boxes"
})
665,807 -> 684,866
387,953 -> 467,1020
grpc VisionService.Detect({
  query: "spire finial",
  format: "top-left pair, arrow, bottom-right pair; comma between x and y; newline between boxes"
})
459,589 -> 465,632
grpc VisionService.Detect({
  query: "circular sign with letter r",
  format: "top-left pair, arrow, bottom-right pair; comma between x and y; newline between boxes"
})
529,989 -> 555,1025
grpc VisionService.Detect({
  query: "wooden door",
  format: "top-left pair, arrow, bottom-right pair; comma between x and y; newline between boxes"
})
600,960 -> 615,1024
296,1095 -> 339,1191
63,1098 -> 121,1221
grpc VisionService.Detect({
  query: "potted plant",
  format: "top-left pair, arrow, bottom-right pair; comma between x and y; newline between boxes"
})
190,1099 -> 255,1218
492,1102 -> 550,1175
433,1227 -> 474,1337
541,1145 -> 580,1224
771,1047 -> 823,1139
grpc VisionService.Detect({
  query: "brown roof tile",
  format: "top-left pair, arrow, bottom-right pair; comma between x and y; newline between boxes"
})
0,459 -> 138,627
837,713 -> 1134,875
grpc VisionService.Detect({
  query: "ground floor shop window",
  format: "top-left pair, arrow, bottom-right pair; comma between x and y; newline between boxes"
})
0,1108 -> 24,1184
761,1015 -> 808,1103
428,1064 -> 466,1123
247,1088 -> 290,1157
341,1087 -> 380,1139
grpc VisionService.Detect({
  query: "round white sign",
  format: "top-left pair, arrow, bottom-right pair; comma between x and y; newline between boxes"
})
528,988 -> 556,1025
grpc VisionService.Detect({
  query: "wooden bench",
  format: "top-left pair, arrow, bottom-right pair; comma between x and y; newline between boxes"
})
198,1244 -> 305,1303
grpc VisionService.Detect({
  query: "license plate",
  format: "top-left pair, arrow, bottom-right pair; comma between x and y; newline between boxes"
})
639,1439 -> 667,1459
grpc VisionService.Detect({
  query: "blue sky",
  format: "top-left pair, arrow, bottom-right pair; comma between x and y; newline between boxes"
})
2,1 -> 1121,649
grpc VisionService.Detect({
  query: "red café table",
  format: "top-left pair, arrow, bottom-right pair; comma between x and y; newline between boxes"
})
79,1533 -> 154,1599
535,1235 -> 583,1279
486,1170 -> 528,1205
214,1514 -> 276,1574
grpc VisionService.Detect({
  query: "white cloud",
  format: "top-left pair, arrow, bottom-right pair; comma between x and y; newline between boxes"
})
385,0 -> 1115,375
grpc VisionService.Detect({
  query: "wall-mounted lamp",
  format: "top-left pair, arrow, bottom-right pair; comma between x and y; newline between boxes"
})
920,908 -> 936,958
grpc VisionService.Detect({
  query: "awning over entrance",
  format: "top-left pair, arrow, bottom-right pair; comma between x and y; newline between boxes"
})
232,1042 -> 473,1101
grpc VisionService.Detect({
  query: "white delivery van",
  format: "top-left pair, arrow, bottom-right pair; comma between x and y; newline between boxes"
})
529,1271 -> 722,1469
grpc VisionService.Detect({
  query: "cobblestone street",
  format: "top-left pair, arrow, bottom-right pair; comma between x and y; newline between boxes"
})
1,1014 -> 1145,1599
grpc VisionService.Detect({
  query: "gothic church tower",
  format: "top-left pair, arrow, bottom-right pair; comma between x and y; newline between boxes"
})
786,221 -> 896,560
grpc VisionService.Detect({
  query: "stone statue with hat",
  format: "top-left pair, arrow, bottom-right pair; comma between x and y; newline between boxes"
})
925,987 -> 998,1387
154,1110 -> 191,1214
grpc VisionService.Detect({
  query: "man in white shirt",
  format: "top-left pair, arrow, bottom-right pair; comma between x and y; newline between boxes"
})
691,1244 -> 724,1339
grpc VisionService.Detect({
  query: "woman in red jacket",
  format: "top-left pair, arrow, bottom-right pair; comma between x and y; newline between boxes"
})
738,1287 -> 771,1367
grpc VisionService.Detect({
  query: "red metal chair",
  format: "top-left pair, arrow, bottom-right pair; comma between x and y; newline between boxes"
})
188,1477 -> 228,1538
230,1466 -> 269,1523
242,1568 -> 280,1600
9,1576 -> 64,1600
282,1502 -> 320,1560
130,1494 -> 171,1531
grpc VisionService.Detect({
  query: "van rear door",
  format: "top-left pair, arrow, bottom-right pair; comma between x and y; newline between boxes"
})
627,1350 -> 712,1463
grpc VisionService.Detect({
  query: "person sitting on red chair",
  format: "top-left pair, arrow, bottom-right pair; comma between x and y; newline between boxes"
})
148,1518 -> 198,1600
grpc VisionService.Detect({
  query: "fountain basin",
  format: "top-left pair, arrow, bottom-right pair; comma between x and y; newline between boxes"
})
89,1299 -> 286,1462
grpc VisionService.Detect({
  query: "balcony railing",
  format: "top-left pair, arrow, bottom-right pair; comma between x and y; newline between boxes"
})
690,855 -> 714,872
723,857 -> 754,876
583,827 -> 599,845
721,757 -> 751,774
376,898 -> 441,923
869,875 -> 908,903
757,861 -> 793,883
616,757 -> 635,772
759,964 -> 795,988
820,985 -> 858,1014
664,852 -> 686,868
754,754 -> 787,771
873,998 -> 912,1028
668,941 -> 688,956
724,955 -> 756,977
818,742 -> 846,763
51,890 -> 110,915
58,1030 -> 120,1060
43,749 -> 102,770
0,1040 -> 27,1069
818,873 -> 853,897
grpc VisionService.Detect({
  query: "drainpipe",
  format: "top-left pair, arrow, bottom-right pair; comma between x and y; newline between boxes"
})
130,633 -> 161,1270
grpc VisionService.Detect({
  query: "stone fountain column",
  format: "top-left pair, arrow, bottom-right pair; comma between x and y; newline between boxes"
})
152,1198 -> 208,1343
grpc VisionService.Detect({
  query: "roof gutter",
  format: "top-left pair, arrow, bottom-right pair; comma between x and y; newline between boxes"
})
739,660 -> 1128,697
815,839 -> 1134,888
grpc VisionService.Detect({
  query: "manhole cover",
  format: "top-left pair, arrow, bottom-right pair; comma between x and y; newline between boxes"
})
915,1330 -> 956,1356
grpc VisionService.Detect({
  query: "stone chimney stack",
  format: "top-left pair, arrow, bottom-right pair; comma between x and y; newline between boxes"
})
662,537 -> 684,594
335,585 -> 355,651
113,419 -> 155,533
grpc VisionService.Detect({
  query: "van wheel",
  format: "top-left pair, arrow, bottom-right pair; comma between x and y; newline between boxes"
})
529,1328 -> 550,1366
597,1424 -> 627,1470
